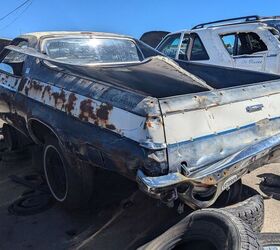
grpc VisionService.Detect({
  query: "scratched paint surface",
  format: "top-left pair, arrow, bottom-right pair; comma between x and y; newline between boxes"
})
0,72 -> 166,145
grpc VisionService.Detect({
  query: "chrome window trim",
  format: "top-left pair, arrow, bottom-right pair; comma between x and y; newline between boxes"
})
175,32 -> 185,59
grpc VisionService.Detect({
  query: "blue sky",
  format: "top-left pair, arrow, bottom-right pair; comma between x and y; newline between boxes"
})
1,0 -> 280,39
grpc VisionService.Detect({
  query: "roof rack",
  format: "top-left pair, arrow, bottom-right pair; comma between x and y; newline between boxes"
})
192,15 -> 261,30
261,16 -> 280,20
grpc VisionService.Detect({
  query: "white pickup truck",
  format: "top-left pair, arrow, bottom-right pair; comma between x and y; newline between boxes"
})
156,16 -> 280,74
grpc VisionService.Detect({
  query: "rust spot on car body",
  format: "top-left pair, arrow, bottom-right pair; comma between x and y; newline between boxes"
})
79,100 -> 116,130
24,79 -> 43,96
105,124 -> 116,130
65,93 -> 77,114
96,103 -> 113,120
41,85 -> 51,99
18,78 -> 28,92
24,86 -> 29,96
52,89 -> 66,107
30,80 -> 43,91
79,99 -> 96,122
203,176 -> 216,185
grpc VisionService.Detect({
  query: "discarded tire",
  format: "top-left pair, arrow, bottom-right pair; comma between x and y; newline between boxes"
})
43,137 -> 94,210
258,233 -> 280,249
8,191 -> 54,216
140,209 -> 261,250
213,179 -> 243,207
260,174 -> 280,188
241,185 -> 260,199
222,194 -> 264,233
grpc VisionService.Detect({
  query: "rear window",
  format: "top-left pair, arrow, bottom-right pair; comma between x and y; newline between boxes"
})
43,37 -> 142,64
190,35 -> 209,60
264,20 -> 280,33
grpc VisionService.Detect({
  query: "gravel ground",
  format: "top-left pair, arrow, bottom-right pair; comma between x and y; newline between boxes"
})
0,151 -> 279,250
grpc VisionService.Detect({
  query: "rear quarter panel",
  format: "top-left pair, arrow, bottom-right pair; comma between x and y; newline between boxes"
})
160,80 -> 280,173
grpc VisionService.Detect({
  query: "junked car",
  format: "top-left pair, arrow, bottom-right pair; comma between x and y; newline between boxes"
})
1,31 -> 280,210
156,15 -> 280,75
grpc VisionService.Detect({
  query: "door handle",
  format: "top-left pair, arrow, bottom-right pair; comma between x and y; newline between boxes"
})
246,104 -> 263,113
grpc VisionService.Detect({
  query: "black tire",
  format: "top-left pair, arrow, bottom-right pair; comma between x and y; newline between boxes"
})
31,144 -> 44,173
141,209 -> 261,250
258,233 -> 280,248
222,195 -> 264,233
212,179 -> 243,208
241,185 -> 260,200
43,137 -> 93,210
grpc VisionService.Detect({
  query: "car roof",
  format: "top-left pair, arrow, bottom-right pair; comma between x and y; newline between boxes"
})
165,22 -> 268,36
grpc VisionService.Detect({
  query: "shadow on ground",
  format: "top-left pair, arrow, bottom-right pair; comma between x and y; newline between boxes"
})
0,156 -> 188,250
2,150 -> 280,250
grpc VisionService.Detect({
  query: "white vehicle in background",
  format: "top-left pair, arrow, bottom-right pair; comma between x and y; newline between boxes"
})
156,16 -> 280,74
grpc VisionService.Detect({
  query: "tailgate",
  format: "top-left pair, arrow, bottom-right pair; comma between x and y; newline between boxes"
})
159,80 -> 280,173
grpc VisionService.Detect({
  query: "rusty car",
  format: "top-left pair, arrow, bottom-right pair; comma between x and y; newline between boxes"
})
1,31 -> 280,210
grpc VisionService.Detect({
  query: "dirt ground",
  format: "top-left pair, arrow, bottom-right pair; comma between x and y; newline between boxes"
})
243,163 -> 280,232
0,152 -> 279,250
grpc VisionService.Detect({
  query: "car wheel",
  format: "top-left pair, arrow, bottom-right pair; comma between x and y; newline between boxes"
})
43,137 -> 93,209
258,233 -> 280,249
222,194 -> 264,233
140,209 -> 261,250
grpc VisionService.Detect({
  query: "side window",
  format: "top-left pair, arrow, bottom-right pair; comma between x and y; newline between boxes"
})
221,32 -> 267,56
221,34 -> 235,55
157,33 -> 181,58
190,35 -> 209,60
178,34 -> 190,60
269,28 -> 280,41
247,32 -> 267,53
0,41 -> 28,76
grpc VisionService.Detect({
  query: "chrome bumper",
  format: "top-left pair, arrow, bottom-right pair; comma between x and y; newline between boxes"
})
137,133 -> 280,208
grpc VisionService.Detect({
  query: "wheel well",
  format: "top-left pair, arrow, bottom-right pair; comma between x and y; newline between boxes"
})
28,119 -> 58,145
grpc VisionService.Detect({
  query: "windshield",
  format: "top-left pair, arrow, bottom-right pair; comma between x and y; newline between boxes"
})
43,37 -> 142,65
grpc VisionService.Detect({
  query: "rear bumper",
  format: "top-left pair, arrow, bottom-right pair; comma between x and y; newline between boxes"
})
137,133 -> 280,209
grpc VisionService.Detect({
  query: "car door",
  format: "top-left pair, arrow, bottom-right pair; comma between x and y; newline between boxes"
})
221,32 -> 267,72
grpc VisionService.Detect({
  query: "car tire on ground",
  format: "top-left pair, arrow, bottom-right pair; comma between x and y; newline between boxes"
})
222,194 -> 264,233
43,136 -> 94,210
213,179 -> 243,208
31,144 -> 44,173
258,233 -> 280,248
140,209 -> 261,250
